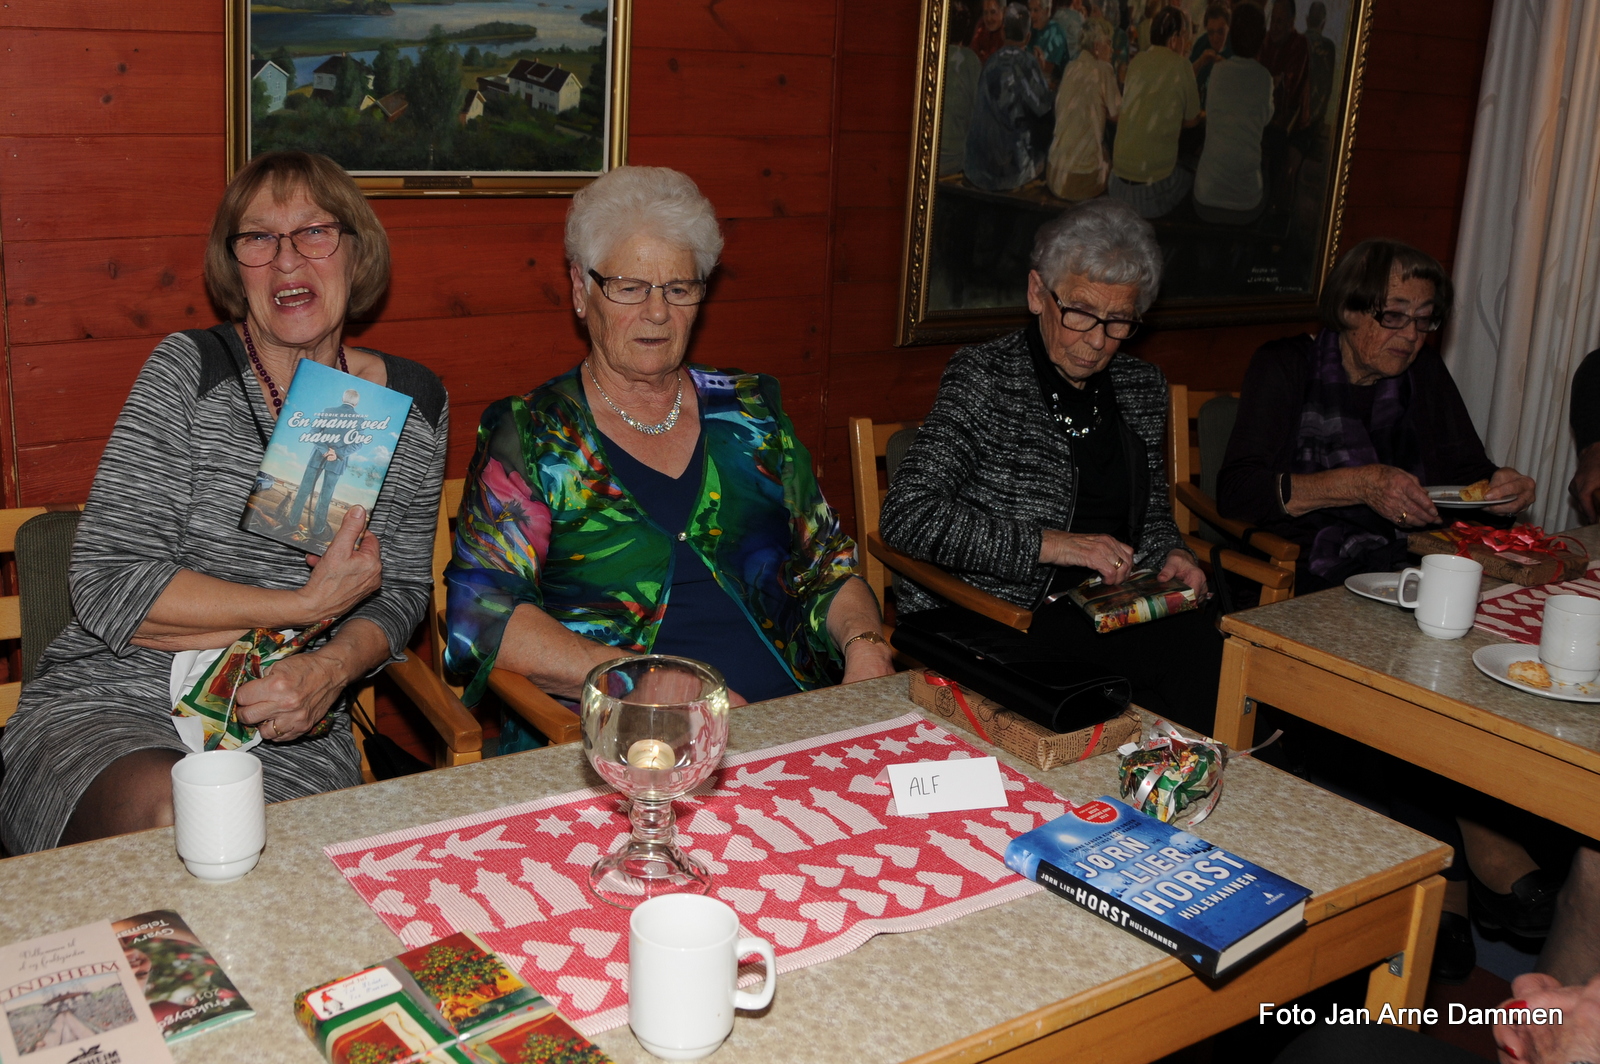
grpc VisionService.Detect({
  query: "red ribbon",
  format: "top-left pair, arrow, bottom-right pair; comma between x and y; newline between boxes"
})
924,671 -> 992,743
1076,720 -> 1107,762
1446,521 -> 1581,566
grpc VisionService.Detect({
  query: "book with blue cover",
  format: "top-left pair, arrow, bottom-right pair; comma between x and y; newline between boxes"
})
241,358 -> 413,555
1004,797 -> 1309,978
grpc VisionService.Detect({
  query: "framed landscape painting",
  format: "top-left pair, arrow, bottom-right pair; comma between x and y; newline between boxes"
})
898,0 -> 1374,344
226,0 -> 631,196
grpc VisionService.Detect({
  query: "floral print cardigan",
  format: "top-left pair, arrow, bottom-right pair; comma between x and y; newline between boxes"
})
443,365 -> 859,704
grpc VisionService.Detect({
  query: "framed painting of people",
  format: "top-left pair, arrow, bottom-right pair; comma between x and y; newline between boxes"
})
226,0 -> 631,196
898,0 -> 1373,343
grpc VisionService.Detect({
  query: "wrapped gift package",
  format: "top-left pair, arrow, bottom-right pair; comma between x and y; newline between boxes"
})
1408,522 -> 1589,586
908,669 -> 1140,770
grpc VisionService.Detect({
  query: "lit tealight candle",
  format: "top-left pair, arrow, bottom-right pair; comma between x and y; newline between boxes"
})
627,739 -> 676,771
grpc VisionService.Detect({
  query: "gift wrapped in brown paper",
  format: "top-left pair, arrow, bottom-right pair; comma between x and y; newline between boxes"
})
1407,522 -> 1588,587
908,669 -> 1140,770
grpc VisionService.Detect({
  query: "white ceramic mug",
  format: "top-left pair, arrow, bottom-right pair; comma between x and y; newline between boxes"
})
1396,554 -> 1483,639
629,895 -> 776,1060
171,750 -> 265,882
1539,594 -> 1600,684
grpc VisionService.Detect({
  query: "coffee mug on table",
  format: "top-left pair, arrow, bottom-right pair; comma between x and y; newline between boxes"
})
1539,594 -> 1600,684
629,894 -> 776,1060
1396,554 -> 1483,639
170,750 -> 266,882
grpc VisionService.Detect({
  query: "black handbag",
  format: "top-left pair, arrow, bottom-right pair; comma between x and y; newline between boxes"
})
890,605 -> 1132,733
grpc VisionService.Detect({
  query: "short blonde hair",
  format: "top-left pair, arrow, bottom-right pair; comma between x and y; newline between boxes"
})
564,166 -> 723,279
205,151 -> 390,320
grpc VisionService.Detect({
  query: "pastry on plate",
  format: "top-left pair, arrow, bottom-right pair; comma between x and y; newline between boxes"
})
1458,479 -> 1493,502
1509,660 -> 1552,688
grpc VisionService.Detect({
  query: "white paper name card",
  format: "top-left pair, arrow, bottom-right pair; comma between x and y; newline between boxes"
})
887,756 -> 1009,815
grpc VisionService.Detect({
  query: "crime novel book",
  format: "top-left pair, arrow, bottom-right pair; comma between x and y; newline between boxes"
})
241,358 -> 413,556
1004,798 -> 1309,979
111,911 -> 252,1044
0,919 -> 173,1064
294,931 -> 610,1064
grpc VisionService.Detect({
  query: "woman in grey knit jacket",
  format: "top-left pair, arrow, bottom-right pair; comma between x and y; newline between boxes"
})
881,198 -> 1221,728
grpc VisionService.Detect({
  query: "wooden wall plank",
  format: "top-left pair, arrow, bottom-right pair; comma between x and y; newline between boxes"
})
4,235 -> 211,345
0,29 -> 223,136
829,281 -> 900,355
9,336 -> 153,446
834,133 -> 910,209
628,136 -> 832,218
15,439 -> 106,504
1371,0 -> 1492,42
630,0 -> 835,56
833,207 -> 905,283
1362,32 -> 1486,97
0,0 -> 220,32
1344,150 -> 1467,209
835,52 -> 916,133
1357,90 -> 1475,156
0,136 -> 223,242
629,48 -> 833,138
841,0 -> 922,57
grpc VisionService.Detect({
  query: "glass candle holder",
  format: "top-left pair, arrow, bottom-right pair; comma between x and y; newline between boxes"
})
580,655 -> 730,908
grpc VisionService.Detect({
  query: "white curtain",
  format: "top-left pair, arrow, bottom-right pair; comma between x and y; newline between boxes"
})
1443,0 -> 1600,532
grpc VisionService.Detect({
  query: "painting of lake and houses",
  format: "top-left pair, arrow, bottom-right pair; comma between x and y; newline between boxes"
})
241,0 -> 620,185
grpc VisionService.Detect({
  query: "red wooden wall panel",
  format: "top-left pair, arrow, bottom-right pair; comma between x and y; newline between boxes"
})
0,0 -> 1493,542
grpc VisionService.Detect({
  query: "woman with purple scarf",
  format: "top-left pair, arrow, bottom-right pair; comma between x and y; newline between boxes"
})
1217,239 -> 1536,593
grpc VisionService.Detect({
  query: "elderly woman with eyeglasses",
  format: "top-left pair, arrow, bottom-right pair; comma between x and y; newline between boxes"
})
880,198 -> 1219,729
443,167 -> 891,724
1219,239 -> 1537,592
0,151 -> 446,855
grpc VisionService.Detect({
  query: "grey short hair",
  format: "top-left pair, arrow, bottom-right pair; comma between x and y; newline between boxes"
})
565,166 -> 724,279
1079,17 -> 1108,52
1002,2 -> 1030,41
1030,199 -> 1164,312
342,388 -> 361,406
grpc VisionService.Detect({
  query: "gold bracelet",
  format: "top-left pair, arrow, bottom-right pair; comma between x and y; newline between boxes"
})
842,630 -> 888,652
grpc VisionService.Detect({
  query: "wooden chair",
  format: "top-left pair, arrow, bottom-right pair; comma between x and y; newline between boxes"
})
422,478 -> 581,745
0,505 -> 83,729
848,417 -> 1033,632
1167,384 -> 1298,607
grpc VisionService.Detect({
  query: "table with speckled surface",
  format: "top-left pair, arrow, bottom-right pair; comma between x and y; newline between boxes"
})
0,673 -> 1449,1063
1215,525 -> 1600,837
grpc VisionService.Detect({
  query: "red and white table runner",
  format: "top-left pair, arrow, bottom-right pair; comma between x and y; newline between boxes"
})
326,712 -> 1066,1035
1475,568 -> 1600,645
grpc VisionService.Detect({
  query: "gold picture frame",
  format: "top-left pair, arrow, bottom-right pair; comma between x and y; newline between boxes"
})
898,0 -> 1374,345
226,0 -> 631,197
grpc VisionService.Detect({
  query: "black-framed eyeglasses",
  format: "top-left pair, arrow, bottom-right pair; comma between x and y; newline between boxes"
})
588,269 -> 707,306
1372,308 -> 1444,333
1049,291 -> 1140,340
228,223 -> 347,267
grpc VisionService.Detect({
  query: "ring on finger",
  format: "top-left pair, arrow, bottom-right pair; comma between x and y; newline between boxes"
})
1112,558 -> 1124,568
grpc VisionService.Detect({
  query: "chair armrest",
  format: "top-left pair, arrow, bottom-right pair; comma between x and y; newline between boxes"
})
1174,482 -> 1301,561
384,650 -> 483,758
1182,534 -> 1294,591
488,669 -> 583,746
866,532 -> 1033,631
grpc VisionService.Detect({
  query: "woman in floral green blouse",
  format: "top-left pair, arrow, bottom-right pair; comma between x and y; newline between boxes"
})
444,167 -> 893,716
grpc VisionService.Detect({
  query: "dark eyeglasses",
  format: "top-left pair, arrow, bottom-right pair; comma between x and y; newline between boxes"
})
1049,291 -> 1140,340
229,223 -> 347,267
588,269 -> 707,306
1372,308 -> 1444,333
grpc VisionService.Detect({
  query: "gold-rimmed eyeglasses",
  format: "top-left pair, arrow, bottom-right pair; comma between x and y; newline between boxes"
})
1048,291 -> 1141,340
588,269 -> 707,306
228,223 -> 347,267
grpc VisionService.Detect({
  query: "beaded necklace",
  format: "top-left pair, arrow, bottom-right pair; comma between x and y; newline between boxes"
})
241,320 -> 348,413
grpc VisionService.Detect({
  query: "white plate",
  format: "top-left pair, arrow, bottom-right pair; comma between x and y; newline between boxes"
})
1427,485 -> 1514,508
1472,643 -> 1600,703
1344,572 -> 1403,605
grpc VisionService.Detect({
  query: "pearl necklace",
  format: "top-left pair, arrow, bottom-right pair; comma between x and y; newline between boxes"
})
242,321 -> 348,412
585,360 -> 682,436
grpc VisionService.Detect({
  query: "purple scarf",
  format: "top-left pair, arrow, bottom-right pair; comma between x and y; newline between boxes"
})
1291,329 -> 1421,580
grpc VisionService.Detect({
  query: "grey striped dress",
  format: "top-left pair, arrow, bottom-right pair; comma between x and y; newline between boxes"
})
0,326 -> 447,854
